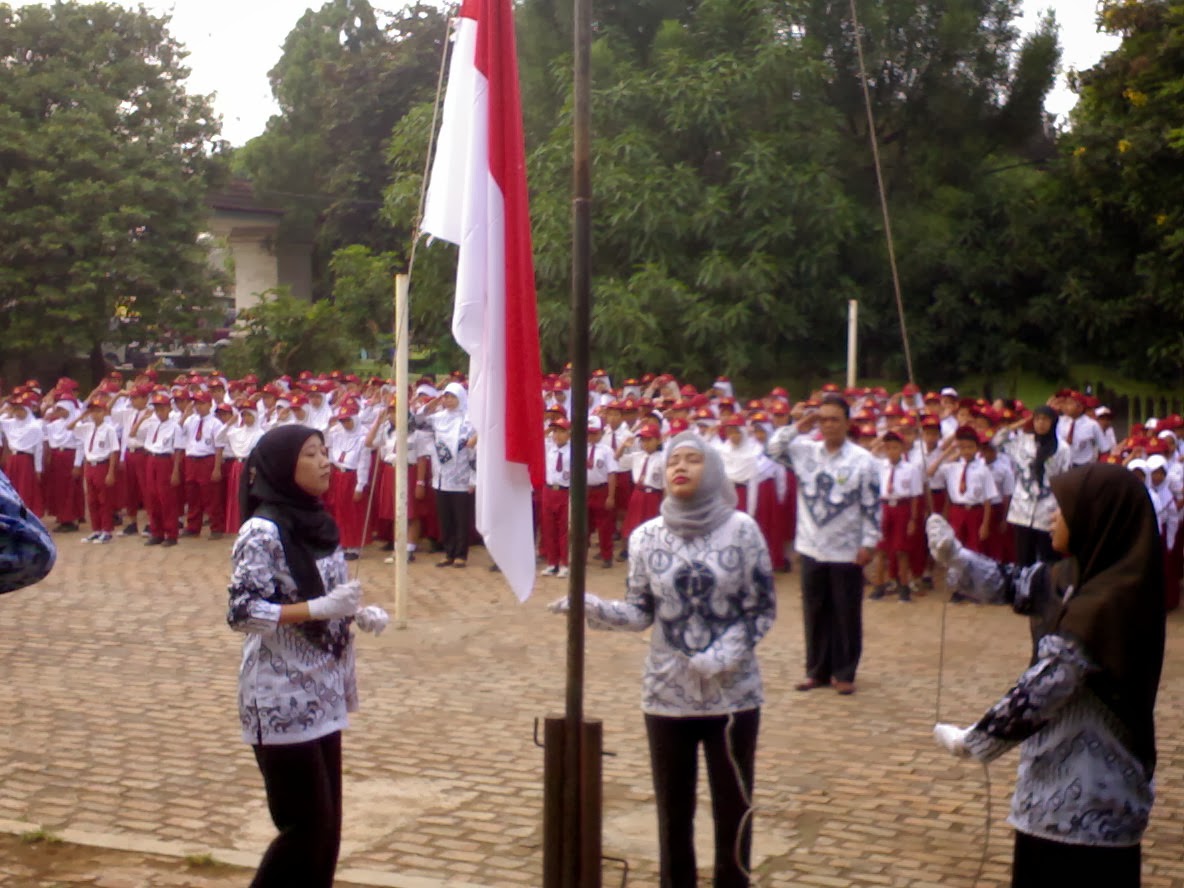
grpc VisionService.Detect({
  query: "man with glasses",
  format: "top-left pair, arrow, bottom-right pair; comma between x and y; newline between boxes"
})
768,393 -> 881,695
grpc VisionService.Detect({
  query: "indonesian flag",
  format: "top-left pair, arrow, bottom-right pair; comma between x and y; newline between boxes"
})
422,0 -> 545,602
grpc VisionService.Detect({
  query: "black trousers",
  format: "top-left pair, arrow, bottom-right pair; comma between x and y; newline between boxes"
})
1012,831 -> 1140,888
436,489 -> 473,560
799,556 -> 863,683
645,709 -> 759,888
1013,524 -> 1055,567
251,731 -> 342,888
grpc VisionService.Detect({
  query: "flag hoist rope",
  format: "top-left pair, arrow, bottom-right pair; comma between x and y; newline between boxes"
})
846,1 -> 992,883
352,14 -> 455,590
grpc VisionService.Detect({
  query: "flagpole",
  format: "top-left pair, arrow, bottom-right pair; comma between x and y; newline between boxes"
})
394,273 -> 410,628
564,0 -> 593,876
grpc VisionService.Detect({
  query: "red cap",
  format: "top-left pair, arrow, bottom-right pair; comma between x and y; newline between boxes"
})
924,391 -> 941,403
769,386 -> 789,399
902,383 -> 919,396
637,424 -> 661,440
820,382 -> 840,394
954,425 -> 979,442
770,403 -> 789,416
149,392 -> 171,407
722,415 -> 745,428
549,417 -> 571,430
214,402 -> 234,414
192,391 -> 212,404
668,418 -> 690,435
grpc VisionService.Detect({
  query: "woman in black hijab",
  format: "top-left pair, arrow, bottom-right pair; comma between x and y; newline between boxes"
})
227,425 -> 387,888
929,463 -> 1164,887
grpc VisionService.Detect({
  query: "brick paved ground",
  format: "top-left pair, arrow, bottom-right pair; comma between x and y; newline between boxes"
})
3,531 -> 1184,887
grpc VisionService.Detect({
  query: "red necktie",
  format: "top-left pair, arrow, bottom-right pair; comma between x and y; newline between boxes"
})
1067,420 -> 1075,444
587,445 -> 594,470
641,454 -> 650,485
196,417 -> 204,442
610,429 -> 617,450
152,422 -> 161,444
556,450 -> 563,472
959,462 -> 968,495
88,424 -> 98,452
888,464 -> 895,495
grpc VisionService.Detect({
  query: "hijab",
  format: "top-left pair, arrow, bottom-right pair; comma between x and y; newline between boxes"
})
239,425 -> 345,654
1031,405 -> 1059,485
435,381 -> 469,457
719,428 -> 761,484
660,433 -> 738,540
1048,463 -> 1165,776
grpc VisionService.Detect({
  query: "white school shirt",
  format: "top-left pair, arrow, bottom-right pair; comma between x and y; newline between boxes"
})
936,457 -> 999,506
73,418 -> 120,466
985,457 -> 1015,499
0,416 -> 45,472
43,417 -> 79,451
921,442 -> 947,491
878,458 -> 923,502
604,423 -> 634,468
1099,425 -> 1117,455
224,422 -> 264,460
630,448 -> 666,490
544,440 -> 573,488
141,416 -> 185,456
325,424 -> 372,492
1057,414 -> 1107,466
182,413 -> 223,458
585,441 -> 619,486
305,401 -> 333,432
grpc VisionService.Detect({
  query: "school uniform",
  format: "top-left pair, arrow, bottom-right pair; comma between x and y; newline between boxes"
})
936,457 -> 999,553
0,414 -> 45,516
221,420 -> 263,533
585,439 -> 619,563
42,416 -> 83,525
141,415 -> 185,542
753,455 -> 790,571
621,448 -> 666,542
114,405 -> 151,521
922,441 -> 948,515
182,411 -> 226,535
540,440 -> 571,569
877,458 -> 924,580
604,422 -> 635,528
73,417 -> 120,534
984,456 -> 1016,563
1149,479 -> 1180,611
325,422 -> 371,550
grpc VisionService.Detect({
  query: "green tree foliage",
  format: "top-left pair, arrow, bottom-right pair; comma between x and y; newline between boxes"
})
1053,0 -> 1184,383
388,0 -> 1059,387
218,289 -> 356,377
0,1 -> 227,379
233,0 -> 450,299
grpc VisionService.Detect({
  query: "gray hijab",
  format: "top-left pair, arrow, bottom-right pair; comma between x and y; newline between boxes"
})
660,432 -> 738,539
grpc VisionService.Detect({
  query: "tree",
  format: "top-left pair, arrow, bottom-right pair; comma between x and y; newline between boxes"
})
233,1 -> 450,300
0,1 -> 227,382
1051,0 -> 1184,383
218,289 -> 356,378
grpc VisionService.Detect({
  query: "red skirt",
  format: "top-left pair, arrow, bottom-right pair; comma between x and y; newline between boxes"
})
375,463 -> 427,522
329,467 -> 368,548
754,478 -> 788,570
622,488 -> 663,541
5,451 -> 43,516
224,459 -> 244,532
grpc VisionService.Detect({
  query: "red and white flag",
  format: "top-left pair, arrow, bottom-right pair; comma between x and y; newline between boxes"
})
422,0 -> 545,602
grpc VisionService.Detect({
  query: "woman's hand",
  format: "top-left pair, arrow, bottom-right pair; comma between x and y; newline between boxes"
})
933,723 -> 970,757
354,604 -> 389,635
308,580 -> 362,621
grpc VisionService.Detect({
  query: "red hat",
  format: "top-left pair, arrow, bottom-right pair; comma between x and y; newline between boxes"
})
820,382 -> 840,394
857,424 -> 877,438
668,418 -> 690,435
853,409 -> 876,422
670,399 -> 692,411
344,373 -> 360,384
214,402 -> 234,415
55,377 -> 80,391
107,370 -> 123,381
896,416 -> 918,430
637,424 -> 661,440
1162,414 -> 1183,431
141,369 -> 159,381
924,391 -> 941,403
769,386 -> 789,399
693,408 -> 715,422
149,392 -> 171,407
902,383 -> 919,396
954,425 -> 979,442
639,373 -> 656,384
769,403 -> 789,416
333,408 -> 357,421
172,387 -> 190,399
958,397 -> 977,410
722,415 -> 745,428
192,391 -> 212,404
749,411 -> 770,424
717,397 -> 736,409
289,392 -> 309,408
622,398 -> 639,411
549,417 -> 571,430
86,395 -> 109,409
679,384 -> 697,397
883,404 -> 905,417
129,385 -> 152,399
262,383 -> 282,397
744,398 -> 762,411
882,430 -> 903,443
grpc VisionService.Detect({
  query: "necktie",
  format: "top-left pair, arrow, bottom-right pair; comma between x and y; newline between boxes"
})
610,429 -> 617,450
888,464 -> 895,495
958,461 -> 968,495
88,424 -> 98,454
1067,420 -> 1075,444
152,423 -> 160,444
587,444 -> 594,470
196,417 -> 204,442
641,454 -> 650,486
556,450 -> 563,473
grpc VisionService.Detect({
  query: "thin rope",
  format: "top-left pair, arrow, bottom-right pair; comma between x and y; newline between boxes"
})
847,3 -> 989,884
352,13 -> 454,584
847,0 -> 914,386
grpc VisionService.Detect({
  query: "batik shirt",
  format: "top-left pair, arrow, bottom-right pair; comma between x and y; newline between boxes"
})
0,469 -> 55,595
587,512 -> 776,717
1001,432 -> 1072,532
226,518 -> 357,746
952,562 -> 1153,847
768,426 -> 880,562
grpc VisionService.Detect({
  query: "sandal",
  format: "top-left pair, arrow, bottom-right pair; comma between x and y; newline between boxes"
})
435,558 -> 455,568
794,678 -> 824,692
453,560 -> 467,569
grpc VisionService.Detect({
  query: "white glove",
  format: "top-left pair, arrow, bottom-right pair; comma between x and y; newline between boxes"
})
547,593 -> 603,614
307,580 -> 362,621
688,650 -> 730,679
933,723 -> 971,758
926,514 -> 962,565
354,604 -> 389,636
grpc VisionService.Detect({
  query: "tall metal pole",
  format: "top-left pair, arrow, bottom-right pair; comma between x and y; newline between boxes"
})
394,273 -> 410,628
565,0 -> 593,877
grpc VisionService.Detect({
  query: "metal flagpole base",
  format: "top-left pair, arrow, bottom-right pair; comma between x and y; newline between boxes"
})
542,716 -> 603,888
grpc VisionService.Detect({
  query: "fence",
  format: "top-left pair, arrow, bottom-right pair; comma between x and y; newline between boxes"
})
1080,381 -> 1184,438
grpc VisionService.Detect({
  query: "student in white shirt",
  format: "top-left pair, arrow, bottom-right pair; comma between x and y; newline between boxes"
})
42,400 -> 83,531
0,395 -> 46,516
181,391 -> 226,540
1057,391 -> 1108,466
141,393 -> 186,546
72,397 -> 121,543
325,408 -> 371,560
540,418 -> 573,577
585,416 -> 620,569
870,431 -> 923,601
929,426 -> 998,555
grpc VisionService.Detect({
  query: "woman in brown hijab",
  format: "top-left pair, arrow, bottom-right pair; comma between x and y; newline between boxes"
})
927,463 -> 1164,887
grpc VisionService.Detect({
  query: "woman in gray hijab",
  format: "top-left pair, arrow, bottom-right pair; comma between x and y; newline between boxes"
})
551,432 -> 776,886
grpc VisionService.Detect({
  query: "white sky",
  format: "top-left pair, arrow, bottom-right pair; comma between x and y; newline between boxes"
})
15,0 -> 1118,146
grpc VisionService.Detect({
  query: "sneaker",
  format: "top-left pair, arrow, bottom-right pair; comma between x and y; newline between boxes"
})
344,551 -> 360,562
94,532 -> 113,544
145,537 -> 164,546
616,550 -> 628,562
161,538 -> 178,547
121,523 -> 139,537
556,566 -> 570,579
81,532 -> 101,543
949,591 -> 967,604
898,586 -> 912,603
140,527 -> 152,537
381,541 -> 395,552
868,584 -> 887,600
540,565 -> 558,577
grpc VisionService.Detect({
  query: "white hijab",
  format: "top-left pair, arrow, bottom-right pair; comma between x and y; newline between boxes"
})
436,381 -> 469,456
719,429 -> 761,484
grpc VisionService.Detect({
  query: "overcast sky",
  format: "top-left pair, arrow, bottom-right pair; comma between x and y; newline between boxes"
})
15,0 -> 1118,146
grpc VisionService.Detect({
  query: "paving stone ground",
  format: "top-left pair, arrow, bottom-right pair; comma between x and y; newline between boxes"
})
3,529 -> 1184,887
